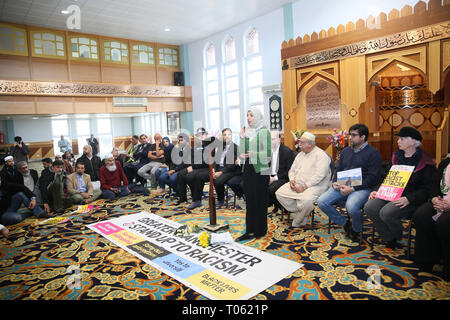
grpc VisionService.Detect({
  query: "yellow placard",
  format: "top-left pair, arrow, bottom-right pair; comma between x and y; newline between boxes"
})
109,230 -> 144,246
187,270 -> 251,300
381,168 -> 413,188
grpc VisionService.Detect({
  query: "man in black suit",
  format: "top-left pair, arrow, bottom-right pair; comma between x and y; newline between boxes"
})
177,128 -> 215,210
194,128 -> 240,208
267,131 -> 296,213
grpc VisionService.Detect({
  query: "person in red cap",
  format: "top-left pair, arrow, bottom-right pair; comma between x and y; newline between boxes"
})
364,126 -> 436,250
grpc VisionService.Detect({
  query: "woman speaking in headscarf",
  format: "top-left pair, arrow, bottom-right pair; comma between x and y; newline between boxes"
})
236,107 -> 271,242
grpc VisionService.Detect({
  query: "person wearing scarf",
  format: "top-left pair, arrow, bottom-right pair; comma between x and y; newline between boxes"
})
412,155 -> 450,281
364,126 -> 436,250
155,137 -> 174,194
236,107 -> 271,242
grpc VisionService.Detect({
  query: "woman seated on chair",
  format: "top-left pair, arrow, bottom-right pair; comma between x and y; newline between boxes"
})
412,155 -> 450,281
364,126 -> 436,250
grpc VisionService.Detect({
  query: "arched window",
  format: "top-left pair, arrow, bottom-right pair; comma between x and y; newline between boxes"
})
157,46 -> 179,67
223,36 -> 240,140
70,36 -> 98,60
203,43 -> 220,131
132,43 -> 155,66
103,39 -> 128,64
244,28 -> 263,116
31,30 -> 65,59
0,24 -> 28,56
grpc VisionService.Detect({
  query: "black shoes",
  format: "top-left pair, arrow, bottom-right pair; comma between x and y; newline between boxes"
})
385,238 -> 397,250
344,220 -> 360,241
236,233 -> 254,242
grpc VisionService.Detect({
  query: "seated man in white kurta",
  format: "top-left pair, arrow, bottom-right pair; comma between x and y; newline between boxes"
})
275,132 -> 331,227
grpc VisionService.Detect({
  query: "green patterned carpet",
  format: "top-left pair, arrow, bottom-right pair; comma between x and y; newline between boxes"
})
0,190 -> 449,300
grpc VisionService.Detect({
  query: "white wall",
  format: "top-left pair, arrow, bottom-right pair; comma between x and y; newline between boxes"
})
189,7 -> 285,132
14,119 -> 53,142
12,116 -> 133,143
292,0 -> 429,38
112,117 -> 132,137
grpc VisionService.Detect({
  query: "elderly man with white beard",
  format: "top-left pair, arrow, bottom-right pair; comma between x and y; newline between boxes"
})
275,132 -> 331,227
100,154 -> 131,200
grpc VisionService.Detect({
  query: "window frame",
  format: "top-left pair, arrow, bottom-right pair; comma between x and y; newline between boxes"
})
0,23 -> 28,56
30,29 -> 66,59
102,38 -> 129,65
203,42 -> 221,132
157,45 -> 180,69
69,35 -> 99,61
131,41 -> 156,67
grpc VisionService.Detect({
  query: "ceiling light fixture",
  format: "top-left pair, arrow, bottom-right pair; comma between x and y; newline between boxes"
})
164,27 -> 171,32
61,10 -> 69,14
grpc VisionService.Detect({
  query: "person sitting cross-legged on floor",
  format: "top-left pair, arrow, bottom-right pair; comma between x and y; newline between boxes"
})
100,154 -> 131,200
66,162 -> 101,205
1,171 -> 48,226
364,126 -> 436,250
317,123 -> 382,241
39,160 -> 73,215
275,132 -> 331,227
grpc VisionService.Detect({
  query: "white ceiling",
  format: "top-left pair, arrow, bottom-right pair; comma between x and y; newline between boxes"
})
0,0 -> 294,45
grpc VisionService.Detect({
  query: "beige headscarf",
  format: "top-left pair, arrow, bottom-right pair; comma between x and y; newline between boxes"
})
245,106 -> 266,139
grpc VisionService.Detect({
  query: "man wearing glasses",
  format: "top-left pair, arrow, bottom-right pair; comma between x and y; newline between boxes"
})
317,124 -> 382,241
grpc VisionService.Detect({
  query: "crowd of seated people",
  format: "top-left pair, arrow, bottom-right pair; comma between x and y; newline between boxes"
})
1,125 -> 449,281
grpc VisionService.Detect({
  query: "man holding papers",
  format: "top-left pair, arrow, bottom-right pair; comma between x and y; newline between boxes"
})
364,126 -> 435,250
317,124 -> 382,241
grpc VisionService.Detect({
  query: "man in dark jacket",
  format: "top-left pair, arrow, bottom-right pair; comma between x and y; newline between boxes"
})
267,131 -> 296,213
39,160 -> 73,214
318,124 -> 382,240
76,145 -> 102,182
193,128 -> 240,208
178,128 -> 215,210
9,136 -> 30,164
1,172 -> 47,226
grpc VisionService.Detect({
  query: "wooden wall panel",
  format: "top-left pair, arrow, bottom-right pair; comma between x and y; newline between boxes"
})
162,101 -> 185,112
36,97 -> 73,114
157,69 -> 174,85
131,67 -> 157,84
31,59 -> 69,81
148,101 -> 163,112
0,56 -> 30,80
70,63 -> 101,82
102,65 -> 130,83
74,97 -> 108,113
0,96 -> 35,114
112,106 -> 147,113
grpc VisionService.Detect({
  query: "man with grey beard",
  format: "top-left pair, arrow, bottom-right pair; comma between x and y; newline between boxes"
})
16,161 -> 41,205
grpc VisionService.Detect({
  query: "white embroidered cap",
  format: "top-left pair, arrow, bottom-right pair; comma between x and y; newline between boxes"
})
301,131 -> 316,142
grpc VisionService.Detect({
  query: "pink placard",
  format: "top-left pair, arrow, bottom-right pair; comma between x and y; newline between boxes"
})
92,222 -> 123,235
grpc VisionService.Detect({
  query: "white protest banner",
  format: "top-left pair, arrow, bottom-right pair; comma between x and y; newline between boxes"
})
87,212 -> 302,300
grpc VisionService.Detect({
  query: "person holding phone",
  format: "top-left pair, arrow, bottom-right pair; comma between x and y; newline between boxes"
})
9,136 -> 30,164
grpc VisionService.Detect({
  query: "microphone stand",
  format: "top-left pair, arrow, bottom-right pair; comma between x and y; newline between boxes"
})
202,152 -> 229,232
